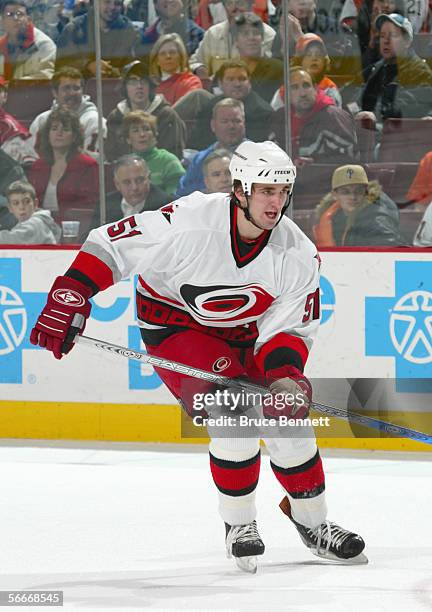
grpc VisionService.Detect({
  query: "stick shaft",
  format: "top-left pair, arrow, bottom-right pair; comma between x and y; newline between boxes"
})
76,334 -> 432,446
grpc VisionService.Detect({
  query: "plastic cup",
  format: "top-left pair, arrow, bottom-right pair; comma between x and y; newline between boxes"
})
61,221 -> 80,244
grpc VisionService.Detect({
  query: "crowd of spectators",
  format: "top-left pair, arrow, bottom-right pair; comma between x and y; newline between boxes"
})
0,0 -> 432,246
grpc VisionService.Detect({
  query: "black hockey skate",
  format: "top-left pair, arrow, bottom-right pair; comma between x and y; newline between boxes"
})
225,520 -> 265,573
280,497 -> 367,564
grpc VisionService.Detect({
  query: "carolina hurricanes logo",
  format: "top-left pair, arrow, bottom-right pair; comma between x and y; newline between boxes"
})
160,203 -> 177,224
212,357 -> 232,372
52,289 -> 85,307
180,283 -> 274,325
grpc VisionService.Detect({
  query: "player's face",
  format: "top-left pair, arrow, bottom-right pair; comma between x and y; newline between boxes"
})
127,121 -> 156,152
2,3 -> 29,39
8,192 -> 37,222
157,41 -> 181,74
204,157 -> 232,193
211,106 -> 245,147
248,183 -> 292,230
55,78 -> 83,112
290,70 -> 316,114
49,120 -> 74,151
333,184 -> 367,213
114,162 -> 151,205
235,26 -> 263,58
220,68 -> 251,100
379,22 -> 410,60
125,76 -> 150,107
301,43 -> 326,78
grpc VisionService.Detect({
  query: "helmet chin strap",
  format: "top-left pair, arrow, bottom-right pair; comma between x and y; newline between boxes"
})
243,194 -> 273,231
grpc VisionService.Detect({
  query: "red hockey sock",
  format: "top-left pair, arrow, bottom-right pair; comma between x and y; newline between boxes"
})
270,450 -> 325,499
209,450 -> 261,497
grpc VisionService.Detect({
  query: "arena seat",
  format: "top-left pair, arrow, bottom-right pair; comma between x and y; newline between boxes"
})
84,78 -> 123,116
365,162 -> 418,202
378,119 -> 432,163
399,209 -> 424,244
5,80 -> 53,123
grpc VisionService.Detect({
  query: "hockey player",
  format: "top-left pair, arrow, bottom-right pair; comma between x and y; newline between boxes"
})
30,141 -> 366,572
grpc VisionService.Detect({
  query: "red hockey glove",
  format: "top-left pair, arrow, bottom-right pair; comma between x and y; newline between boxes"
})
30,276 -> 92,360
263,365 -> 312,421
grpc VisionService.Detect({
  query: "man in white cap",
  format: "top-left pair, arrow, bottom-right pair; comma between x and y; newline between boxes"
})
30,140 -> 367,573
360,13 -> 432,122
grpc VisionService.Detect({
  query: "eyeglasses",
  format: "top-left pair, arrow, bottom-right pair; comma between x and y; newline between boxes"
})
4,9 -> 27,19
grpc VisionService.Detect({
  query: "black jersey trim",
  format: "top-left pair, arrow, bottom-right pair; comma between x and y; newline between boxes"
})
230,201 -> 271,268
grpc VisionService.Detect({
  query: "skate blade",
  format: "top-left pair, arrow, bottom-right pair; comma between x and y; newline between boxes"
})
310,549 -> 369,565
235,555 -> 258,573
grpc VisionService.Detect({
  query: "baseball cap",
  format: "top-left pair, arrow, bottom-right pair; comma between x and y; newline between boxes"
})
375,13 -> 413,42
295,33 -> 327,56
122,60 -> 152,82
332,165 -> 368,190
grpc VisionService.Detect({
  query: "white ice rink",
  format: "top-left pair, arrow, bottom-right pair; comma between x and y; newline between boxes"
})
0,442 -> 431,612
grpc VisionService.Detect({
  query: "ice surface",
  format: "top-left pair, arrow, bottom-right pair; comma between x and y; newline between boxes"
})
0,443 -> 431,611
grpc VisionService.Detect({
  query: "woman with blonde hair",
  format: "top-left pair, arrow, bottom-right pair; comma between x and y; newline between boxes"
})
122,109 -> 185,195
149,33 -> 203,106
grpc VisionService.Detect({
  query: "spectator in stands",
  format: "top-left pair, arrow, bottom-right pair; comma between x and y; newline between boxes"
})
202,148 -> 232,193
135,0 -> 204,59
0,180 -> 61,244
56,0 -> 138,77
0,76 -> 37,164
125,0 -> 157,25
105,60 -> 186,162
29,67 -> 105,154
122,110 -> 185,194
405,150 -> 432,206
86,154 -> 170,235
190,0 -> 276,78
0,0 -> 56,79
231,12 -> 283,103
149,33 -> 203,106
291,0 -> 345,42
313,164 -> 406,246
272,34 -> 342,110
357,0 -> 407,79
27,108 -> 99,223
176,97 -> 245,197
271,10 -> 304,60
413,200 -> 432,245
190,60 -> 272,149
272,67 -> 358,164
360,14 -> 432,122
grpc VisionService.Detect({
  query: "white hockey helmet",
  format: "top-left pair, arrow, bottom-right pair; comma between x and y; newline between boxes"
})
229,140 -> 296,196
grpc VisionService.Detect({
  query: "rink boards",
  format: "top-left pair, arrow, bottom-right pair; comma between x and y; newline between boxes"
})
0,246 -> 431,451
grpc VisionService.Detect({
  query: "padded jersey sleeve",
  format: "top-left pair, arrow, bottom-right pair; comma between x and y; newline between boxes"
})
65,205 -> 178,295
254,249 -> 321,375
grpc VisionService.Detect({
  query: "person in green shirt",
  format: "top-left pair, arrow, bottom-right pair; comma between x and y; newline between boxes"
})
122,110 -> 185,195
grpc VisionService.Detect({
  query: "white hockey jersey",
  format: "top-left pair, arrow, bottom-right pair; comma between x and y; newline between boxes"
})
72,191 -> 321,367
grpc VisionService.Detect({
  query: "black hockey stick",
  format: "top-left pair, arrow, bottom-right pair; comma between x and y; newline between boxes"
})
75,334 -> 432,446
